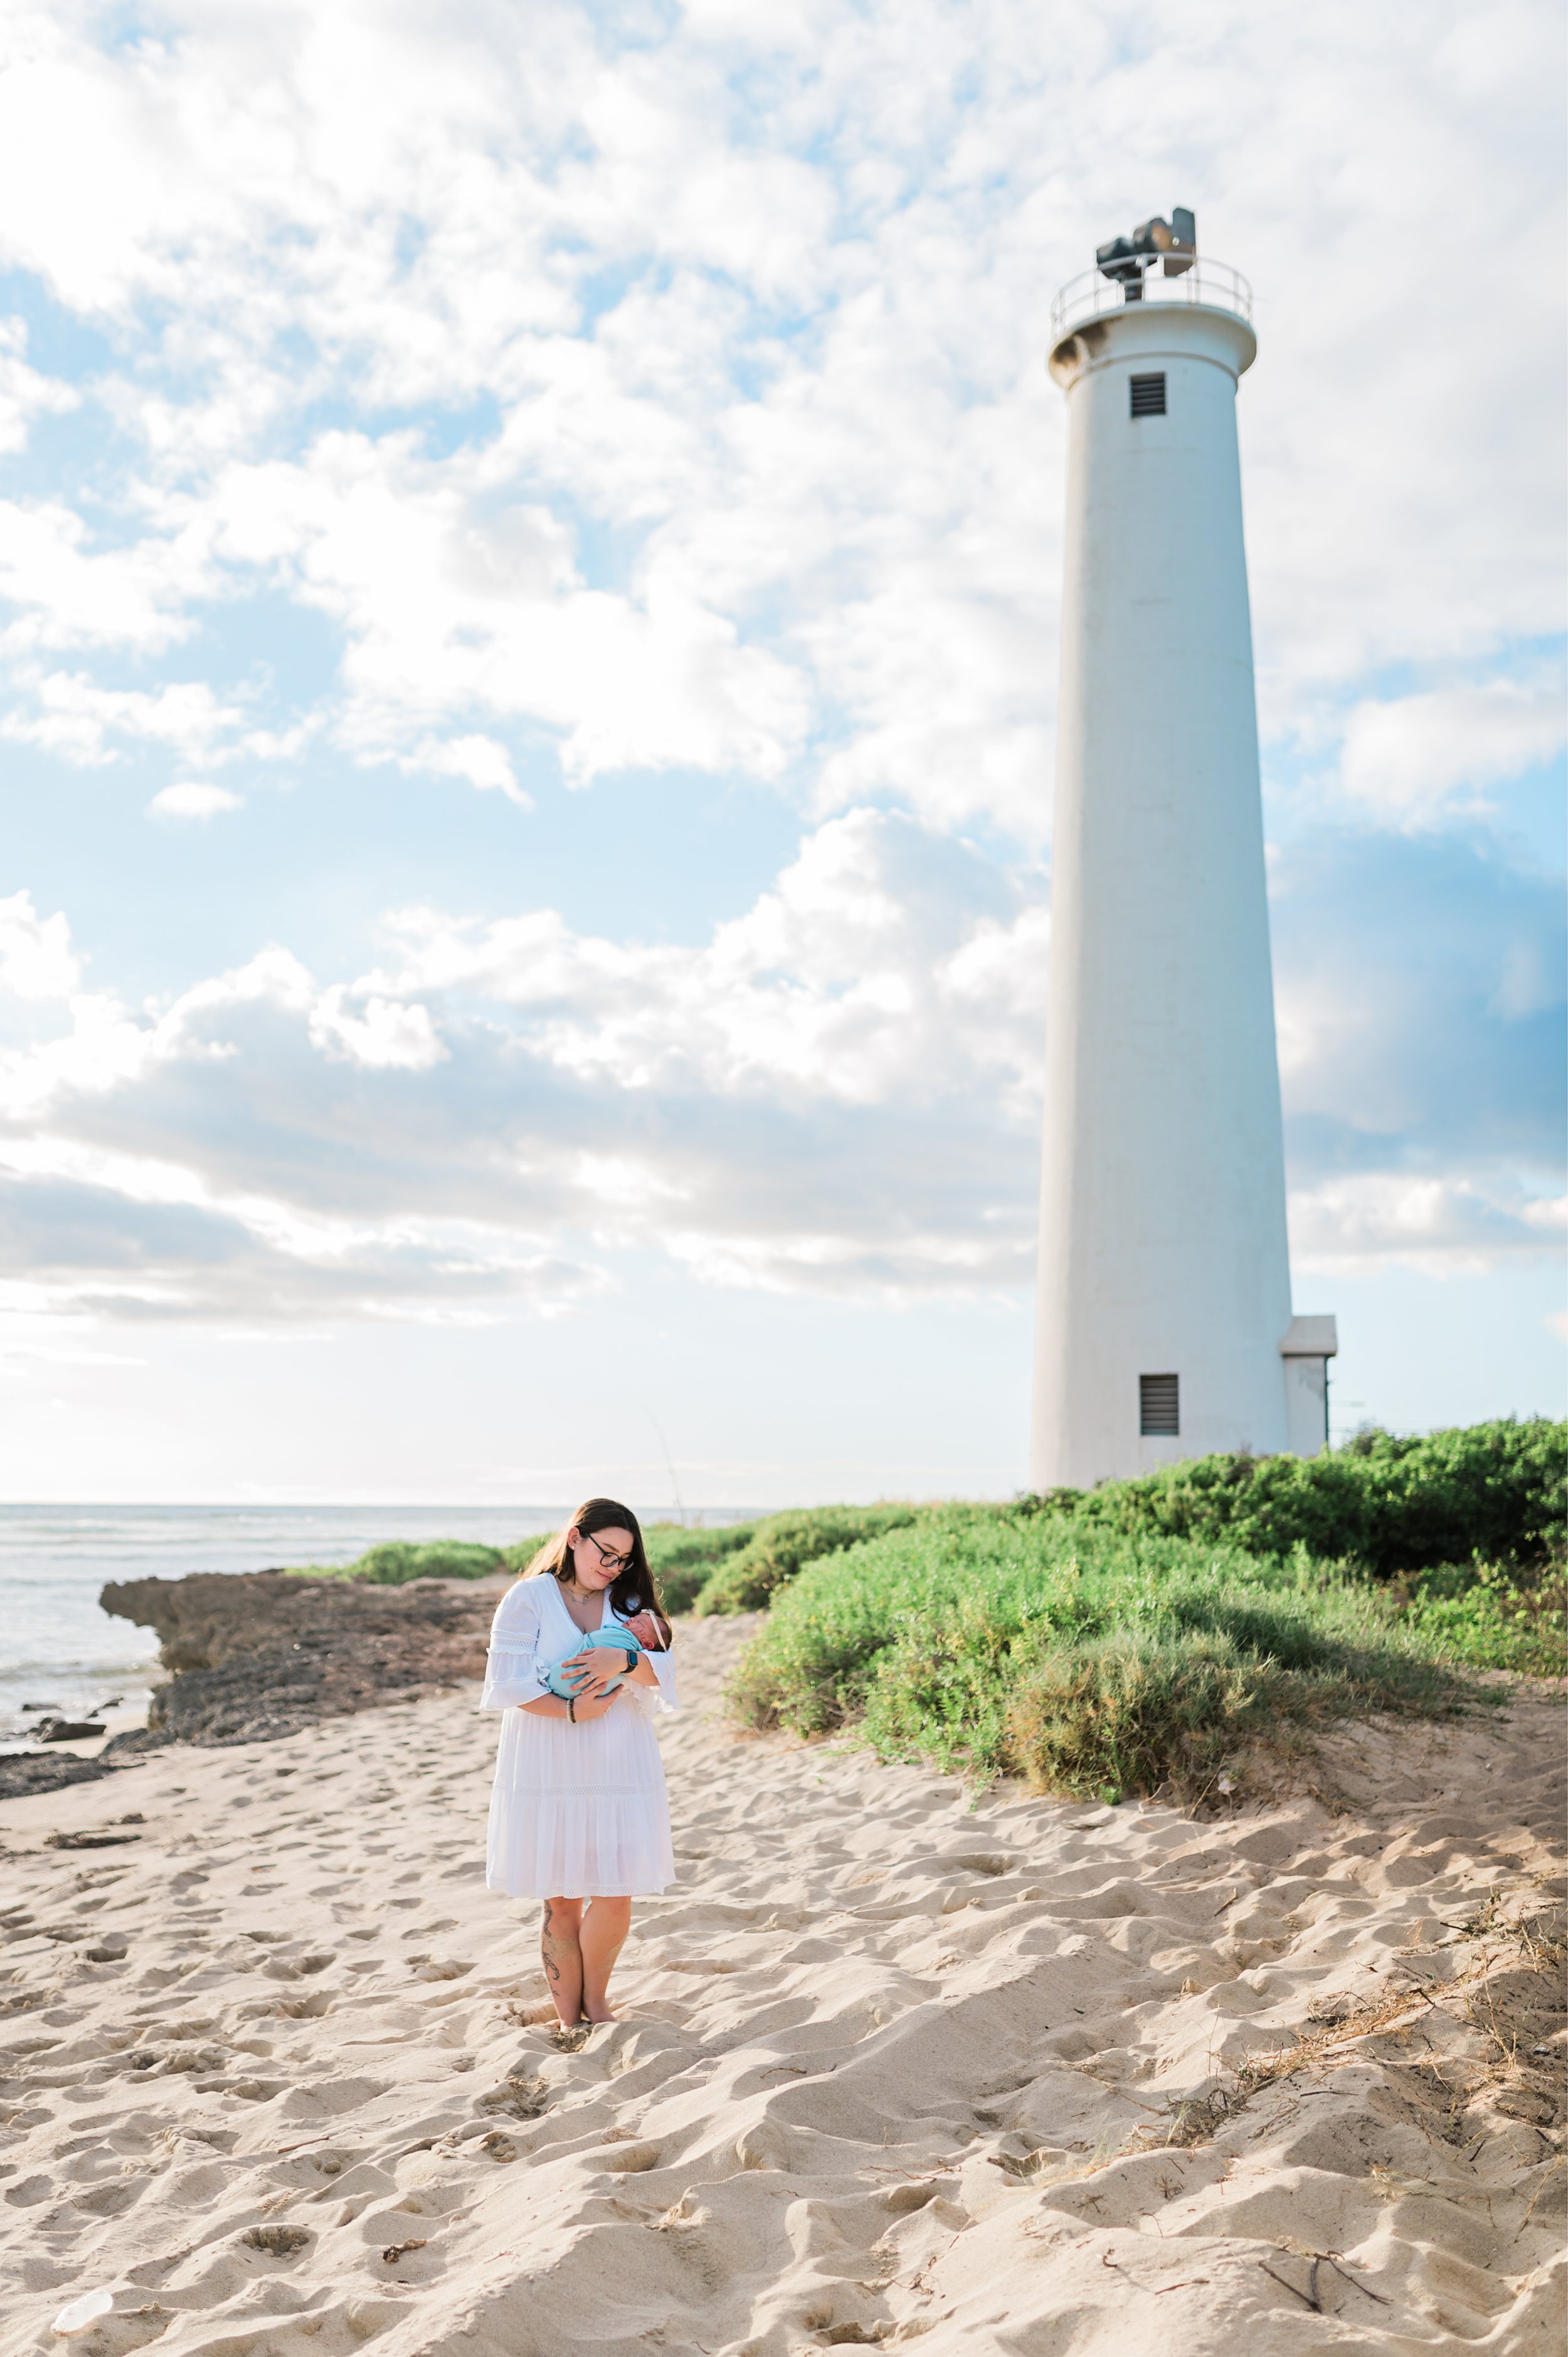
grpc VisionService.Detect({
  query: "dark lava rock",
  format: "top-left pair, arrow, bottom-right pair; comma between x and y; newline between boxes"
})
45,1829 -> 141,1850
35,1718 -> 107,1743
0,1755 -> 119,1801
99,1572 -> 496,1746
100,1728 -> 175,1760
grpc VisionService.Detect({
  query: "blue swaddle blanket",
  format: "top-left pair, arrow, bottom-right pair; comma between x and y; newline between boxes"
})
544,1621 -> 645,1699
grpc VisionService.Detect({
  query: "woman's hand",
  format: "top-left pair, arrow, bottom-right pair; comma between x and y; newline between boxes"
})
568,1689 -> 618,1722
625,1610 -> 669,1652
559,1647 -> 623,1703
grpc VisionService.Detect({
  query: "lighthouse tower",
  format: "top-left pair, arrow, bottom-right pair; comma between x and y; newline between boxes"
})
1031,215 -> 1335,1491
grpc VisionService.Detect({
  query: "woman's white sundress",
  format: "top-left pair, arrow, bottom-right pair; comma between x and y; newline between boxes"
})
481,1575 -> 678,1900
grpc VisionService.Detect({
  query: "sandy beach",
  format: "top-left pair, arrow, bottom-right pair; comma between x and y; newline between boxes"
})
1,1612 -> 1562,2356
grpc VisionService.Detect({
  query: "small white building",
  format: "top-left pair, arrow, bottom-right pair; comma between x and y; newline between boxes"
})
1030,217 -> 1336,1489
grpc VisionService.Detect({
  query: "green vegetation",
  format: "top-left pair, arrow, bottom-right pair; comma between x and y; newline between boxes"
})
726,1421 -> 1566,1802
282,1537 -> 516,1584
281,1519 -> 761,1594
1397,1557 -> 1565,1678
272,1420 -> 1562,1800
1025,1418 -> 1564,1577
474,1506 -> 925,1614
728,1508 -> 1559,1801
642,1521 -> 759,1613
692,1506 -> 923,1615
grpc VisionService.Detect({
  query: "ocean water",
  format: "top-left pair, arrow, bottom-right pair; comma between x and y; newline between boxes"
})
0,1503 -> 748,1752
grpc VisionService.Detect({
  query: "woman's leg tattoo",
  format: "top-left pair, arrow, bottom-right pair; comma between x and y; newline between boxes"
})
541,1898 -> 585,2023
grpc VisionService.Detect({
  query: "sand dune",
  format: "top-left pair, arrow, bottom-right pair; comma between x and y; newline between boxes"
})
1,1615 -> 1562,2356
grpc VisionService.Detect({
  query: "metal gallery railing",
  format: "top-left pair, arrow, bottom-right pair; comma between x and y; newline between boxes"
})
1051,256 -> 1253,342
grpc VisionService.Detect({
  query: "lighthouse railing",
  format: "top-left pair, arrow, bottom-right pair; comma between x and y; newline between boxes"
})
1051,257 -> 1253,341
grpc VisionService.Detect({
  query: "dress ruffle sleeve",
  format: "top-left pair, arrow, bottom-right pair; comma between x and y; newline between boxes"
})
480,1581 -> 550,1712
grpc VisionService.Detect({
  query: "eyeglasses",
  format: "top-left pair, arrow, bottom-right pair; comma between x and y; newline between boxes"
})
583,1532 -> 633,1574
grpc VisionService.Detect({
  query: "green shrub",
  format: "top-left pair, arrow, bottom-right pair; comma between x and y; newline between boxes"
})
289,1518 -> 768,1604
1000,1635 -> 1290,1802
1398,1558 -> 1567,1677
490,1520 -> 762,1609
641,1522 -> 759,1614
728,1509 -> 1481,1800
496,1534 -> 557,1577
283,1505 -> 914,1611
285,1538 -> 509,1584
693,1504 -> 923,1615
1028,1417 -> 1565,1577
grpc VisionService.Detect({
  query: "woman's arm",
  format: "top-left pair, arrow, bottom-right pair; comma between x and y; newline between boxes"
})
480,1585 -> 551,1713
518,1690 -> 615,1720
518,1641 -> 626,1718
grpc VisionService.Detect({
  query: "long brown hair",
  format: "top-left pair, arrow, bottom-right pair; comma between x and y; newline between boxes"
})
523,1496 -> 669,1630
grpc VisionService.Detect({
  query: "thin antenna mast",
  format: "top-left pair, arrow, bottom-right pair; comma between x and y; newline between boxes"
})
644,1408 -> 687,1526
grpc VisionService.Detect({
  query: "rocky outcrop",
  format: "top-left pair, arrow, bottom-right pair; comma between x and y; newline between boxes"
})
0,1753 -> 120,1801
99,1572 -> 500,1747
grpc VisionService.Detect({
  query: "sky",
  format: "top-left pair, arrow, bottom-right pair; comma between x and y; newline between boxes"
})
0,0 -> 1562,1509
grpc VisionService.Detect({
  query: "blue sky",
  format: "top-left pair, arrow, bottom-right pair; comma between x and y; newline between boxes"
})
0,0 -> 1562,1507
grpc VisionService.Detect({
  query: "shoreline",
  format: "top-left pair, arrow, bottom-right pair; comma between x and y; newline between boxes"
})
0,1616 -> 1562,2354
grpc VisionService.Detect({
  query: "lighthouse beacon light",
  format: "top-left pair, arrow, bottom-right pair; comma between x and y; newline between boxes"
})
1030,210 -> 1337,1491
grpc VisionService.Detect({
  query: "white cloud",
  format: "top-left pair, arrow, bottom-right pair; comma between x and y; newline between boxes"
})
1,801 -> 1551,1338
1337,676 -> 1567,827
307,986 -> 447,1071
363,809 -> 1045,1109
146,782 -> 243,821
3,670 -> 243,766
0,0 -> 1556,833
0,891 -> 80,999
0,991 -> 159,1121
0,814 -> 1046,1311
0,317 -> 77,455
408,735 -> 529,806
1289,1173 -> 1566,1278
0,0 -> 1559,1368
0,500 -> 206,654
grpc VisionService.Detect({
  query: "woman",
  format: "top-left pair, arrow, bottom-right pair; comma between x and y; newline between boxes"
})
481,1498 -> 676,2026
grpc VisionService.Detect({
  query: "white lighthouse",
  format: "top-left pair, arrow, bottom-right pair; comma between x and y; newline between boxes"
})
1031,214 -> 1335,1491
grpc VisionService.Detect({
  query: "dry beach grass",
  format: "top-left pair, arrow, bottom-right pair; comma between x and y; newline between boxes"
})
0,1614 -> 1562,2356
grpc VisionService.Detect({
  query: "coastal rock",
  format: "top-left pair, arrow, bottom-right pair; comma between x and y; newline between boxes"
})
0,1755 -> 119,1802
100,1572 -> 495,1746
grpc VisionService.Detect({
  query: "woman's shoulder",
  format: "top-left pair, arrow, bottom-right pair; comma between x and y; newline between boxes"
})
490,1575 -> 548,1637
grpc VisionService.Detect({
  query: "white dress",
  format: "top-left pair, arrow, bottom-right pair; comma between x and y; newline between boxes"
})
481,1575 -> 679,1900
